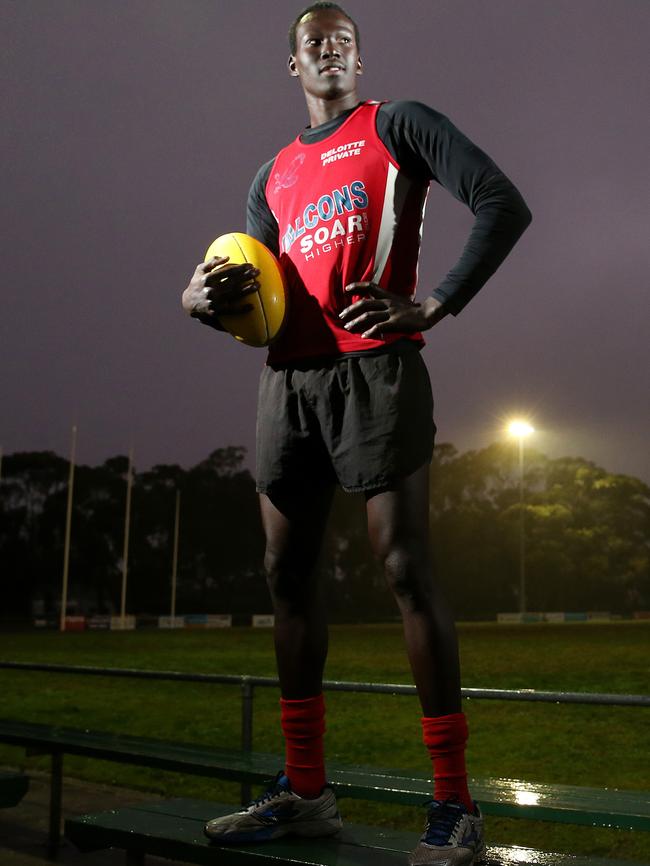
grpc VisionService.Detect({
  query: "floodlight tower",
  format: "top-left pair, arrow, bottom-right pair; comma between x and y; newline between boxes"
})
507,419 -> 535,614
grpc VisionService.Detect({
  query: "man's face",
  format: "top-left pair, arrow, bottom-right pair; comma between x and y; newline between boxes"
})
289,9 -> 362,100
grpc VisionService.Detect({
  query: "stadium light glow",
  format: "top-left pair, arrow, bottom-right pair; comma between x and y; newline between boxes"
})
507,419 -> 535,438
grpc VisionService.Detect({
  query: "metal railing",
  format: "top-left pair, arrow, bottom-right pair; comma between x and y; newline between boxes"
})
2,660 -> 649,808
3,660 -> 649,773
2,660 -> 648,858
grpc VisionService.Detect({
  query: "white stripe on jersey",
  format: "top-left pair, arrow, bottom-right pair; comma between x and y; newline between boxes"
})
373,165 -> 428,298
372,162 -> 398,287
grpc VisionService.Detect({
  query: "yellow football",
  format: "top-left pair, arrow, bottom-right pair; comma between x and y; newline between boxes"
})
204,232 -> 287,347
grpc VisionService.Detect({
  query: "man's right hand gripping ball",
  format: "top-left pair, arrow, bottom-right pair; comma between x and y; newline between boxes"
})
182,256 -> 260,327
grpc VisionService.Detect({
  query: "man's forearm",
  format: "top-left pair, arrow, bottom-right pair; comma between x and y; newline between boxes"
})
431,178 -> 532,315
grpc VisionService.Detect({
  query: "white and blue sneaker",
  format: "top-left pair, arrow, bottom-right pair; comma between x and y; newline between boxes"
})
408,798 -> 485,865
204,771 -> 342,843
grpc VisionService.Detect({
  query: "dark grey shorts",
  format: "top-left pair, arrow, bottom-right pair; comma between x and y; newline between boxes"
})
255,340 -> 435,495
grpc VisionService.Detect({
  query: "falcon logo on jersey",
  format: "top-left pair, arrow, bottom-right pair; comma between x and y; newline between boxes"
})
272,153 -> 305,193
281,180 -> 368,255
320,139 -> 366,167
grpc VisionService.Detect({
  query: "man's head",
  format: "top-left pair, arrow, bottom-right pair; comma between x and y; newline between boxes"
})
288,3 -> 360,55
288,3 -> 363,102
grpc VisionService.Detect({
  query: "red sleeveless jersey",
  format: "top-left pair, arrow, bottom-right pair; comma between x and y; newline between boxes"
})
265,101 -> 430,364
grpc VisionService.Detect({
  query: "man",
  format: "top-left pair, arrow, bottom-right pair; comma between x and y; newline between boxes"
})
182,3 -> 531,863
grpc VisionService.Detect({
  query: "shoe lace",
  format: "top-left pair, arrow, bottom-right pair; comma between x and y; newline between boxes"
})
248,774 -> 289,809
421,799 -> 466,846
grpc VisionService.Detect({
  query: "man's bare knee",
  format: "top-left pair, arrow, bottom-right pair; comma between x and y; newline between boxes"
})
382,545 -> 432,609
264,545 -> 320,605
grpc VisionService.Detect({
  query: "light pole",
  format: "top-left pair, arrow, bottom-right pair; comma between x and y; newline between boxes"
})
120,447 -> 134,629
171,489 -> 181,622
60,424 -> 77,632
507,419 -> 534,614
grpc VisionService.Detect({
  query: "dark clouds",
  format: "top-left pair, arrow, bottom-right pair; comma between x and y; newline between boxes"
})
2,0 -> 648,480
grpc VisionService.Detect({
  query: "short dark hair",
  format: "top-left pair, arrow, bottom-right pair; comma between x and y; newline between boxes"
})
289,2 -> 360,55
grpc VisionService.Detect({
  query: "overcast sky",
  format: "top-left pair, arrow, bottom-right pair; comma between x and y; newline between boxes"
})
2,0 -> 648,482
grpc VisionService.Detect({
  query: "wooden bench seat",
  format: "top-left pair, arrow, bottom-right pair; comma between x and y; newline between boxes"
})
65,797 -> 649,866
0,769 -> 29,808
1,718 -> 648,831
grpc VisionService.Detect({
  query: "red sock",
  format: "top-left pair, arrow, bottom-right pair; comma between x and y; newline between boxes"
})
280,694 -> 326,798
421,712 -> 474,812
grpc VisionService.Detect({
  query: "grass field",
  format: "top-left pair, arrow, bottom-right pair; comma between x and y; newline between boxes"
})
0,622 -> 648,861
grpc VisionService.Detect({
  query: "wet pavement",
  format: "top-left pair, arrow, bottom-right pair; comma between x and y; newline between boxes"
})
0,765 -> 188,865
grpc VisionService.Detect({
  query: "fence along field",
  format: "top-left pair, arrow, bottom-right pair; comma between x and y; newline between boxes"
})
0,622 -> 648,861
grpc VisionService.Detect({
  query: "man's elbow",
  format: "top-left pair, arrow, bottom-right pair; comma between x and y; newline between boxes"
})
505,182 -> 532,231
476,176 -> 532,232
503,189 -> 532,238
519,201 -> 533,230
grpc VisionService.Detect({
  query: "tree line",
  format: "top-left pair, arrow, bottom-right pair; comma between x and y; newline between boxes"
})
1,444 -> 648,621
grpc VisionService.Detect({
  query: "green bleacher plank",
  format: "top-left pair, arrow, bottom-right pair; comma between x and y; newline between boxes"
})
0,769 -> 29,808
66,803 -> 404,866
0,718 -> 276,780
3,718 -> 648,831
65,799 -> 649,866
327,767 -> 650,831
